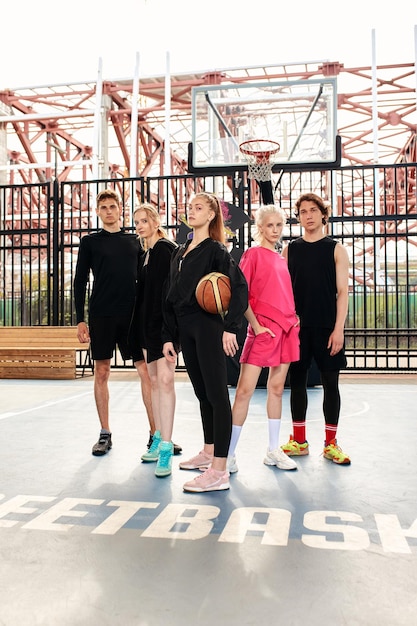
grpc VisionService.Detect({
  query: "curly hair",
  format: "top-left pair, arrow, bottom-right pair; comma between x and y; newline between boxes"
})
294,193 -> 330,225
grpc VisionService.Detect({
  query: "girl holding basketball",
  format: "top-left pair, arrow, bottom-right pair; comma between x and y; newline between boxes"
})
162,192 -> 248,493
129,203 -> 178,477
227,205 -> 300,472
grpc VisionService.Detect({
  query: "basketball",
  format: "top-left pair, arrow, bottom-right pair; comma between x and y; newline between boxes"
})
195,272 -> 231,315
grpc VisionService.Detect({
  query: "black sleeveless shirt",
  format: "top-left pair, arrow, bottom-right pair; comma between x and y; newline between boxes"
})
287,236 -> 337,329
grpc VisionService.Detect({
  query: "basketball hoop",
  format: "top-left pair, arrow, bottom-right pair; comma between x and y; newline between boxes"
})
239,139 -> 280,182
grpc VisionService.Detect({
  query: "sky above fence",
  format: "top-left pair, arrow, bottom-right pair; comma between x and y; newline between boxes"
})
1,0 -> 416,89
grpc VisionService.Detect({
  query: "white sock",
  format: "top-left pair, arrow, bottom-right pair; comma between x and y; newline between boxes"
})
228,425 -> 242,457
268,419 -> 281,451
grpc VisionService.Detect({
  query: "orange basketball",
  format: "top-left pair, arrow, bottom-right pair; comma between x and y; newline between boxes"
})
195,272 -> 231,315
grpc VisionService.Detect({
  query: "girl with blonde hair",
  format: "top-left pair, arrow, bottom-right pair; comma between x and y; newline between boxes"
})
129,203 -> 178,477
227,204 -> 300,472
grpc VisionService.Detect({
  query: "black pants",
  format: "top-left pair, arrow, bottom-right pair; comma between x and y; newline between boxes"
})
289,327 -> 345,426
290,366 -> 341,426
178,311 -> 232,458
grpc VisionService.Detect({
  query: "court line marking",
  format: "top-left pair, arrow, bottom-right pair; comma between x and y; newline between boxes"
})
0,391 -> 92,421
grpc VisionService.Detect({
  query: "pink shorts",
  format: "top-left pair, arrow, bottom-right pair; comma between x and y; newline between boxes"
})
240,314 -> 300,368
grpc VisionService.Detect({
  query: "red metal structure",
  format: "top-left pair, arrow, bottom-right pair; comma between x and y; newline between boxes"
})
1,60 -> 416,186
0,60 -> 416,274
1,62 -> 416,372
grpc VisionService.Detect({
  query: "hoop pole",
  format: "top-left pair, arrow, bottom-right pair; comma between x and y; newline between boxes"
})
258,180 -> 274,204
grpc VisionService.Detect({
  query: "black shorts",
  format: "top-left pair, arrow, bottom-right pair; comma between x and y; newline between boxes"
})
127,317 -> 146,363
89,315 -> 143,362
292,326 -> 347,372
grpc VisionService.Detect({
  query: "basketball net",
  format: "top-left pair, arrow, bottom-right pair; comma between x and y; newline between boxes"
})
239,139 -> 280,182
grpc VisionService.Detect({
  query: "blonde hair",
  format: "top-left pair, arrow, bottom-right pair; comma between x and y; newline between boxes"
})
191,192 -> 226,244
133,203 -> 168,250
253,204 -> 286,243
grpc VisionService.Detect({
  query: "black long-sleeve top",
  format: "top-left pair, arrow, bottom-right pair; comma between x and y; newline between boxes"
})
162,237 -> 248,345
129,237 -> 177,361
74,229 -> 140,323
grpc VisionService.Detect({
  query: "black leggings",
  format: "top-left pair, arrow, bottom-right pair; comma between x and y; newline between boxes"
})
178,311 -> 232,457
290,365 -> 341,426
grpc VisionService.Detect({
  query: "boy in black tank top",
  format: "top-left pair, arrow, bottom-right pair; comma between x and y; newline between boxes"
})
281,193 -> 351,465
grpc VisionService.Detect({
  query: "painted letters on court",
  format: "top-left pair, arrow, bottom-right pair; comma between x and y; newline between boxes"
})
0,494 -> 416,554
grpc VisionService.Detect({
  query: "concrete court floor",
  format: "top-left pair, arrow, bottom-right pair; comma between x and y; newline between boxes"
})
0,371 -> 416,626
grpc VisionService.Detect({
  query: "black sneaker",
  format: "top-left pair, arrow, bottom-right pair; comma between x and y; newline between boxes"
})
148,432 -> 182,455
173,442 -> 182,455
92,432 -> 112,456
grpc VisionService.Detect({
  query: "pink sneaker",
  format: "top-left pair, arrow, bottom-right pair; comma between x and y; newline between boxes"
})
179,450 -> 213,470
183,467 -> 230,492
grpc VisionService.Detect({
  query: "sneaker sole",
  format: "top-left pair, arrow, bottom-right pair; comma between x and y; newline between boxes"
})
183,481 -> 230,493
324,454 -> 351,465
141,456 -> 159,462
92,446 -> 112,456
263,458 -> 297,470
281,449 -> 309,456
155,470 -> 172,477
92,449 -> 111,456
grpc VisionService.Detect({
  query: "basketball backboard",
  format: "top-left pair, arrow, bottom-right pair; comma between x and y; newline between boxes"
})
189,77 -> 338,173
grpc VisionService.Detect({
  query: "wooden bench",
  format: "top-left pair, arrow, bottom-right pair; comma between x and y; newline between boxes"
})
0,326 -> 91,380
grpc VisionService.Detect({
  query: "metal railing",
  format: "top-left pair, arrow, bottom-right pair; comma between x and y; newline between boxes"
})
1,164 -> 416,372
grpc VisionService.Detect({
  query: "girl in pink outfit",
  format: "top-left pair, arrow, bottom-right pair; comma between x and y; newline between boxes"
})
228,205 -> 300,473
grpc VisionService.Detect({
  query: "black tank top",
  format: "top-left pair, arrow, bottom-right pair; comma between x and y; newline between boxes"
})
287,236 -> 337,328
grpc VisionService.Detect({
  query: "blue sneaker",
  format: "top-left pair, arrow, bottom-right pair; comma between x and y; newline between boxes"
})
147,432 -> 182,456
141,430 -> 161,462
155,441 -> 174,477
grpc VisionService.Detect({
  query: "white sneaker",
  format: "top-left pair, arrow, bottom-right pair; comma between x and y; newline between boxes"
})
227,455 -> 239,474
263,447 -> 297,470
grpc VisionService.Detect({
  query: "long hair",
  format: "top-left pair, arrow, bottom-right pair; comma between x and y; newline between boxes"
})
193,192 -> 226,244
254,204 -> 285,243
133,203 -> 168,250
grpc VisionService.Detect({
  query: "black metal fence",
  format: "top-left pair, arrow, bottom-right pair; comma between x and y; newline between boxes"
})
1,164 -> 416,372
